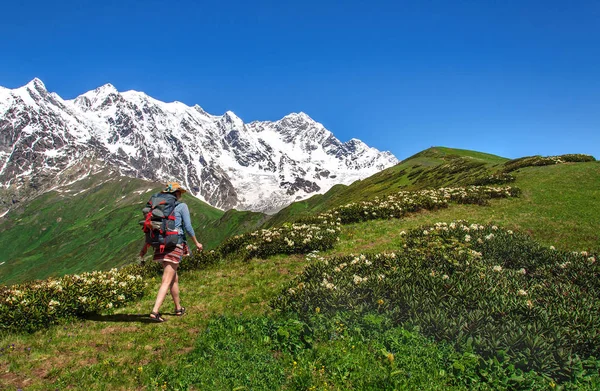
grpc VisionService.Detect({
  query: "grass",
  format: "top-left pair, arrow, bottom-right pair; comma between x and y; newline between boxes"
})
0,255 -> 308,389
2,168 -> 597,388
0,252 -> 481,390
1,151 -> 598,389
318,162 -> 600,255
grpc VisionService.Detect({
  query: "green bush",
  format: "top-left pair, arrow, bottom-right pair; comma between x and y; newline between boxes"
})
147,312 -> 599,390
145,314 -> 468,390
502,154 -> 595,172
218,223 -> 341,261
469,173 -> 516,186
0,268 -> 146,333
178,249 -> 223,272
300,186 -> 520,226
272,222 -> 600,383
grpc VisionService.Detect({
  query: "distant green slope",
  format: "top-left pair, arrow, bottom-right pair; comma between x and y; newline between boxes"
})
264,148 -> 598,252
264,147 -> 508,227
334,161 -> 600,254
0,172 -> 264,285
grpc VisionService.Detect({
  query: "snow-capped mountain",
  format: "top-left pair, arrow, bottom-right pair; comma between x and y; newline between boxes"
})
0,78 -> 398,213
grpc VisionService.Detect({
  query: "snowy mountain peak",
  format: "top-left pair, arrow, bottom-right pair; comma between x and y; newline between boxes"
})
24,77 -> 47,91
347,138 -> 365,145
95,83 -> 118,94
193,104 -> 208,116
222,111 -> 244,129
0,79 -> 399,213
281,112 -> 315,124
73,83 -> 120,111
224,110 -> 238,118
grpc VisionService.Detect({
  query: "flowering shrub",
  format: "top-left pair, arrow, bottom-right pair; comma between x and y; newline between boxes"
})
300,186 -> 520,225
219,223 -> 341,261
178,249 -> 223,272
0,268 -> 146,333
502,154 -> 595,173
272,222 -> 600,382
469,173 -> 515,186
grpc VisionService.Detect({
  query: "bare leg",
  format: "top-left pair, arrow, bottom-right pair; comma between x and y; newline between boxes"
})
170,271 -> 182,311
152,262 -> 178,315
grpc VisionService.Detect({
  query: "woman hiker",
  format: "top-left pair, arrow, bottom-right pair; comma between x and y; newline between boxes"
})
140,182 -> 203,322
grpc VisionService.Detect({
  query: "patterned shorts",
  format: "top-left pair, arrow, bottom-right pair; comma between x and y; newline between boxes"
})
153,244 -> 185,264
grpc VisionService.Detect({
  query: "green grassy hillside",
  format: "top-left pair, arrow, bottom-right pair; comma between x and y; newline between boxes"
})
264,146 -> 509,227
265,148 -> 599,252
335,161 -> 600,254
0,149 -> 598,390
0,173 -> 264,285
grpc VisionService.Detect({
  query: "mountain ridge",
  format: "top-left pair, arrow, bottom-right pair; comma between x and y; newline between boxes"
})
0,78 -> 398,214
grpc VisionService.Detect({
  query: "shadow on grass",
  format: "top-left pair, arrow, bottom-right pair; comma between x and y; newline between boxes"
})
83,313 -> 163,324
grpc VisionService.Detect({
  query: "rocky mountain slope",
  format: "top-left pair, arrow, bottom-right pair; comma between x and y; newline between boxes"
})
0,79 -> 398,213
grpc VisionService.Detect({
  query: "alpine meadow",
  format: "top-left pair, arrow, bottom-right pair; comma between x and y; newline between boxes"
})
1,147 -> 599,390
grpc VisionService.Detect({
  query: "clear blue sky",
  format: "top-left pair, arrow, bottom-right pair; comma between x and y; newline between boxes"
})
1,0 -> 599,160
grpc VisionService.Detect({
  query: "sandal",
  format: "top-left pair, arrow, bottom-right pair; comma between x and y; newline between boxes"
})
149,311 -> 166,322
175,307 -> 186,316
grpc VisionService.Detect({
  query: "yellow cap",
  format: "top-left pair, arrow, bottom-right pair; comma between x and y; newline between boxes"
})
162,182 -> 187,194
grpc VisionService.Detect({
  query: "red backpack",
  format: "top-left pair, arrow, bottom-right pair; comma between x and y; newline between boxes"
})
140,192 -> 180,253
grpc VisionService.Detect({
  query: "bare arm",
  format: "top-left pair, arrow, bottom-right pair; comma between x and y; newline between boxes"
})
188,234 -> 203,251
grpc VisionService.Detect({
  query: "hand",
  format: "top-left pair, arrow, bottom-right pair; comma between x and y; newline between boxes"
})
195,241 -> 203,252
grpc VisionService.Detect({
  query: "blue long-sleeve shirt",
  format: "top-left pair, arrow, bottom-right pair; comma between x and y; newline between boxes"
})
174,203 -> 195,243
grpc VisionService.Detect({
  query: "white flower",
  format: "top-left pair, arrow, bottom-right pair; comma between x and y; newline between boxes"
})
507,230 -> 513,235
118,295 -> 126,301
464,235 -> 471,242
493,265 -> 503,272
485,233 -> 495,240
365,260 -> 372,266
106,302 -> 113,309
518,268 -> 526,275
320,278 -> 335,290
49,299 -> 60,307
550,246 -> 556,250
518,289 -> 528,296
442,274 -> 449,280
78,296 -> 88,303
526,300 -> 534,309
